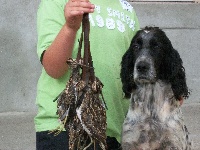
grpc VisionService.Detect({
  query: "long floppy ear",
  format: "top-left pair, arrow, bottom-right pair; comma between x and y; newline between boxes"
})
120,48 -> 137,99
160,48 -> 189,100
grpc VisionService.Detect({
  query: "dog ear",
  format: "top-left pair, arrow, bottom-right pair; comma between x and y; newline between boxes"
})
160,48 -> 189,100
120,48 -> 137,99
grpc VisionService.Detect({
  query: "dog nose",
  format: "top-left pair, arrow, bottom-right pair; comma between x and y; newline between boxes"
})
136,61 -> 150,73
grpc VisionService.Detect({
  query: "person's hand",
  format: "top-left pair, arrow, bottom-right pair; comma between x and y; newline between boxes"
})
64,0 -> 95,31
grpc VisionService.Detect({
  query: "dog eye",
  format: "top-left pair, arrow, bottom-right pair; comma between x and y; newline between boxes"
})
153,45 -> 160,49
151,42 -> 160,49
133,44 -> 140,50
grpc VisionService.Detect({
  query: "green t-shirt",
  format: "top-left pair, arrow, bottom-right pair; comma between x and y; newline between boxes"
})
35,0 -> 140,142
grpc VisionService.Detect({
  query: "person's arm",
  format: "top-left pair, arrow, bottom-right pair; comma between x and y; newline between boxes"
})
42,0 -> 94,78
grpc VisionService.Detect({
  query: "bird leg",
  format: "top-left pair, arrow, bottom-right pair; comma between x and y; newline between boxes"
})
83,136 -> 94,150
48,116 -> 68,136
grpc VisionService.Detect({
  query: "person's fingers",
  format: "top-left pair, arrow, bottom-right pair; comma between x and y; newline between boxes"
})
68,1 -> 94,10
70,0 -> 90,3
67,7 -> 94,16
66,1 -> 94,16
64,0 -> 94,30
68,8 -> 94,16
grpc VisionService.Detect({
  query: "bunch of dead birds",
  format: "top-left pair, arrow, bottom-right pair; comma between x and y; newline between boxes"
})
51,14 -> 107,150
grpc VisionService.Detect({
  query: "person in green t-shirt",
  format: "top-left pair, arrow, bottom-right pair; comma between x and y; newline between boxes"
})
35,0 -> 140,149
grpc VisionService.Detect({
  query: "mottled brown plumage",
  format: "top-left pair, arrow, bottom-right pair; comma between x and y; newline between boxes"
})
53,13 -> 107,150
76,78 -> 107,149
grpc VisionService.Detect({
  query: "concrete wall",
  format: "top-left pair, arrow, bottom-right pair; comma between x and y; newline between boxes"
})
0,0 -> 41,112
0,1 -> 199,113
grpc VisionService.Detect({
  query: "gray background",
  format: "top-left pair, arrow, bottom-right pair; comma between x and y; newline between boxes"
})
0,1 -> 200,149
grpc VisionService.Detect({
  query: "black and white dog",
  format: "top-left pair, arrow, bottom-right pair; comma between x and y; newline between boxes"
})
120,27 -> 191,150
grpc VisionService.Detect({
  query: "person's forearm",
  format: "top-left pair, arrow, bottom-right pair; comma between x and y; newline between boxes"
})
42,0 -> 94,79
42,24 -> 77,79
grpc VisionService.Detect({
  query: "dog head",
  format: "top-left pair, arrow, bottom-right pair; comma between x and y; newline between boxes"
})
120,27 -> 189,100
